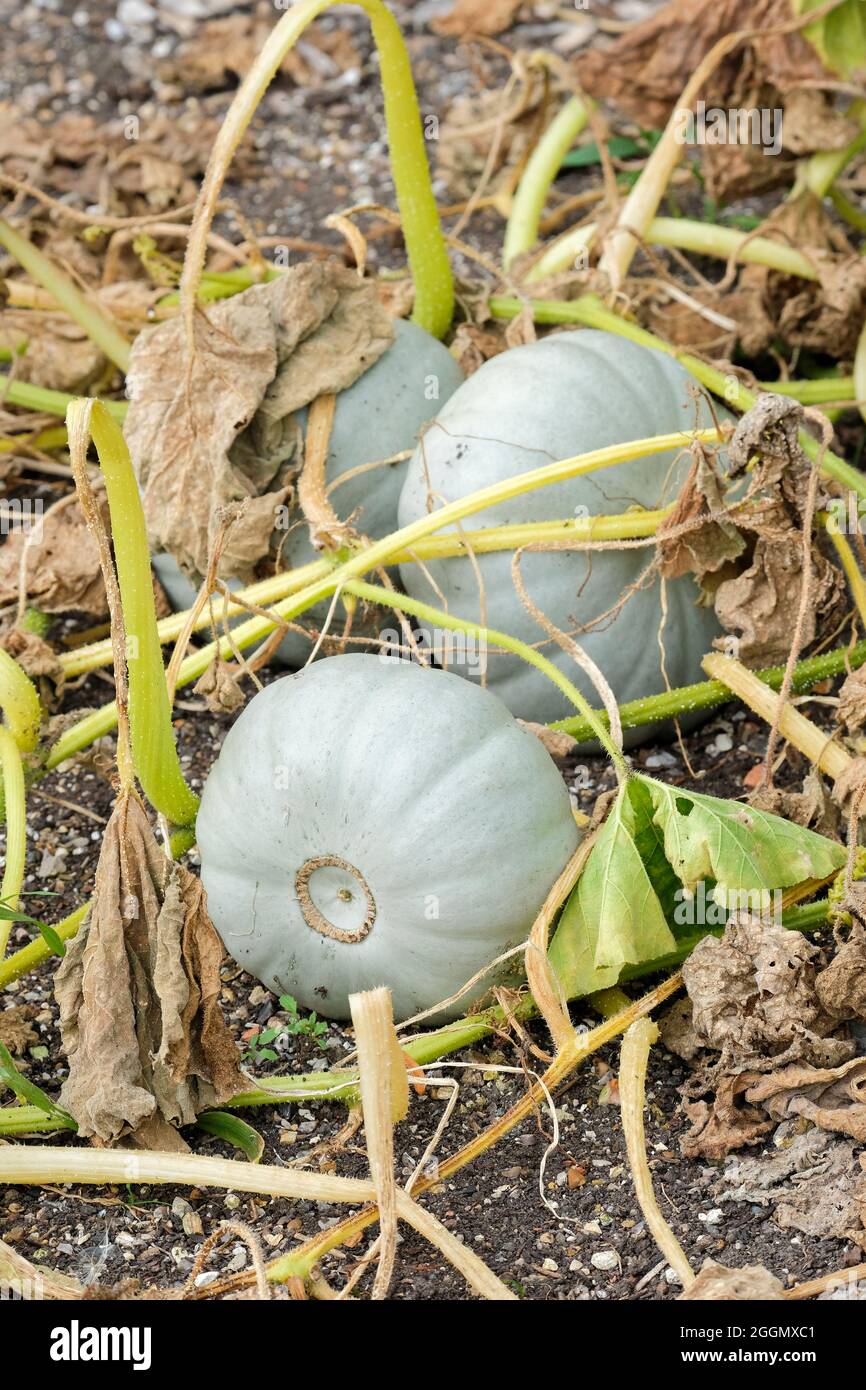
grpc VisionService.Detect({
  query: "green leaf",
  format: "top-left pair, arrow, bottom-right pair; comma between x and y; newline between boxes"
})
548,785 -> 677,999
0,1042 -> 76,1127
638,775 -> 846,895
279,994 -> 298,1015
792,0 -> 866,77
196,1111 -> 265,1163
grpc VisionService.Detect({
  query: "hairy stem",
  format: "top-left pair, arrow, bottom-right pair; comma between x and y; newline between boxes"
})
553,638 -> 866,741
66,401 -> 199,827
0,649 -> 41,752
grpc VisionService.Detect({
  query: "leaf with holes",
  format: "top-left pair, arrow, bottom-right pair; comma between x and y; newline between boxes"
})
640,776 -> 846,895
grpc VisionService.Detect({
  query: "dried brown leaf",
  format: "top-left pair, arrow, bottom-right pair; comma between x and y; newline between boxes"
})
0,1005 -> 37,1057
681,1071 -> 773,1160
450,323 -> 508,377
55,793 -> 245,1148
124,262 -> 393,581
718,1128 -> 866,1243
713,536 -> 845,665
837,667 -> 866,733
0,311 -> 104,392
0,494 -> 108,616
781,88 -> 859,155
573,0 -> 829,127
678,1257 -> 785,1301
159,14 -> 360,92
193,660 -> 246,713
815,923 -> 866,1022
659,456 -> 745,583
432,0 -> 524,39
746,1056 -> 866,1142
682,916 -> 852,1073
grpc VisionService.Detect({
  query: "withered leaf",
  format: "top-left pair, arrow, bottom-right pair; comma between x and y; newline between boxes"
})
678,1258 -> 785,1301
573,0 -> 828,127
0,493 -> 108,616
713,536 -> 845,665
781,88 -> 859,155
0,1005 -> 37,1057
432,0 -> 524,39
718,1128 -> 866,1244
193,659 -> 246,714
682,916 -> 852,1073
681,1071 -> 772,1160
659,456 -> 745,584
837,666 -> 866,733
746,1056 -> 866,1143
815,924 -> 866,1022
517,720 -> 577,758
55,793 -> 245,1148
124,262 -> 393,581
0,311 -> 104,393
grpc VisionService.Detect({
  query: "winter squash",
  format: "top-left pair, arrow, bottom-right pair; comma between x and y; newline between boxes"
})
195,653 -> 581,1021
397,329 -> 723,737
153,320 -> 464,665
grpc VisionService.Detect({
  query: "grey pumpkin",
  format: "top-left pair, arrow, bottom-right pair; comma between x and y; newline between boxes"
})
397,329 -> 724,738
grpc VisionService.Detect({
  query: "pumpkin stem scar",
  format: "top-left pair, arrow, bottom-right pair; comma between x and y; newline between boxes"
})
295,855 -> 377,944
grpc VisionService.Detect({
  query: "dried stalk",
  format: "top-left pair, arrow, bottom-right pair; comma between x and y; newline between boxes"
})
619,1018 -> 694,1288
350,987 -> 408,1299
701,652 -> 852,782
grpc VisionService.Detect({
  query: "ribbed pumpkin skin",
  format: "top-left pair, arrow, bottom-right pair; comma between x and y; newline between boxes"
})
196,654 -> 581,1021
397,330 -> 723,737
153,320 -> 465,664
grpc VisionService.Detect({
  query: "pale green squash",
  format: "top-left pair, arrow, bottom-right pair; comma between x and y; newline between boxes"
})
196,654 -> 581,1021
397,330 -> 723,739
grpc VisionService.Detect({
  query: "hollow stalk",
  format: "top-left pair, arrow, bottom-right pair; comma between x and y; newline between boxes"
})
0,729 -> 26,954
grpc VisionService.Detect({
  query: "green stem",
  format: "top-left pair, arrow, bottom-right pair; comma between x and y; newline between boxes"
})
61,510 -> 669,681
829,186 -> 866,237
854,316 -> 866,428
66,401 -> 199,827
346,577 -> 629,775
180,0 -> 452,339
0,892 -> 832,1138
0,375 -> 126,419
490,293 -> 866,501
551,637 -> 866,741
47,427 -> 721,768
503,95 -> 590,268
0,218 -> 131,372
527,216 -> 819,285
798,101 -> 866,199
0,728 -> 26,955
0,649 -> 41,752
